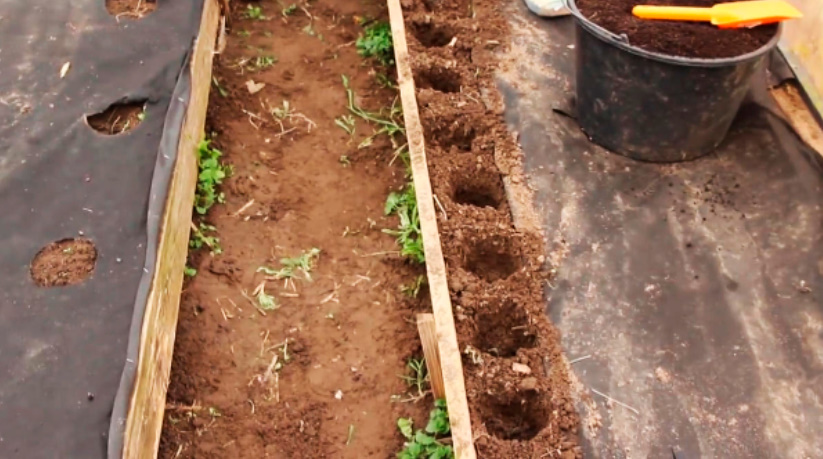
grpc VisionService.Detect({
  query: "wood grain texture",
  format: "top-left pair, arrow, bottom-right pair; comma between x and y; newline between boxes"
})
417,313 -> 446,400
386,1 -> 477,457
122,0 -> 220,456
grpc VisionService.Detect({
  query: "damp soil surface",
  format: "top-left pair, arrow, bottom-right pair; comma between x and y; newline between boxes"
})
105,0 -> 157,17
86,102 -> 145,135
574,0 -> 778,58
403,0 -> 582,456
159,2 -> 431,458
30,238 -> 97,287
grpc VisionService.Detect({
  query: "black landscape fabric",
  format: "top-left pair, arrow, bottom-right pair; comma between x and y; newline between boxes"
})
0,1 -> 204,457
499,7 -> 823,458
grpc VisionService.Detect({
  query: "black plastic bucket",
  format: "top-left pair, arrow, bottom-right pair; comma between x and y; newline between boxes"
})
567,0 -> 781,162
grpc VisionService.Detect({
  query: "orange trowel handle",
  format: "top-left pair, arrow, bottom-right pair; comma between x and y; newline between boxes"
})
632,5 -> 715,22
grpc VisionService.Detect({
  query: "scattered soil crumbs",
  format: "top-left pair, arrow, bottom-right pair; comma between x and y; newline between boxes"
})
105,0 -> 157,18
575,0 -> 777,58
402,0 -> 583,456
30,238 -> 97,287
86,102 -> 145,135
160,2 -> 430,458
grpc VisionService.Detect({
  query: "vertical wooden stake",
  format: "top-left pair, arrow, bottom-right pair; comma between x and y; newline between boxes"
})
417,313 -> 446,400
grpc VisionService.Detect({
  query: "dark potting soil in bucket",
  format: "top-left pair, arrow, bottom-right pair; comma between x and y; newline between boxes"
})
568,0 -> 780,162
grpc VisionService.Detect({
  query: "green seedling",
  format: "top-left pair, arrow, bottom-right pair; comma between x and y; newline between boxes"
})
237,29 -> 252,37
302,23 -> 323,40
341,75 -> 405,149
376,72 -> 396,89
384,185 -> 425,264
208,407 -> 222,418
392,146 -> 412,178
257,289 -> 278,311
396,399 -> 454,459
212,76 -> 229,97
184,266 -> 198,277
195,140 -> 231,215
401,275 -> 427,298
400,357 -> 429,399
282,3 -> 298,16
271,100 -> 294,120
335,114 -> 356,136
252,55 -> 277,70
339,155 -> 352,167
246,4 -> 266,20
258,248 -> 321,281
357,22 -> 394,66
137,111 -> 146,122
189,223 -> 222,256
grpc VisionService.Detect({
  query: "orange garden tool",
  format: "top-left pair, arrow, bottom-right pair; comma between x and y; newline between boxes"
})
632,0 -> 802,28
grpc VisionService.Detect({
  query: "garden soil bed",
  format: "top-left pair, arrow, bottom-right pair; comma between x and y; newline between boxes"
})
161,0 -> 583,457
159,2 -> 431,457
575,0 -> 778,58
401,0 -> 582,457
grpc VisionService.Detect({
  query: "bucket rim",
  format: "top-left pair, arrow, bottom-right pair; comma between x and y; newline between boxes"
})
564,0 -> 782,67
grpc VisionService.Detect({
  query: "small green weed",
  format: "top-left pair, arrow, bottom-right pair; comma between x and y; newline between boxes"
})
282,3 -> 298,16
357,22 -> 394,66
400,357 -> 429,398
195,140 -> 231,215
271,100 -> 294,120
237,29 -> 251,37
257,289 -> 278,311
212,77 -> 228,97
246,4 -> 266,20
258,248 -> 321,281
342,75 -> 405,149
397,400 -> 454,459
376,72 -> 396,89
401,275 -> 427,298
184,266 -> 197,277
189,223 -> 222,256
335,114 -> 356,136
339,155 -> 352,167
384,185 -> 424,264
252,55 -> 278,70
302,24 -> 323,41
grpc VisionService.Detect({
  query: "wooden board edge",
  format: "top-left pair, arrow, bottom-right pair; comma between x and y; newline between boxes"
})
417,313 -> 446,400
122,0 -> 221,457
771,81 -> 823,158
386,1 -> 477,458
778,44 -> 823,120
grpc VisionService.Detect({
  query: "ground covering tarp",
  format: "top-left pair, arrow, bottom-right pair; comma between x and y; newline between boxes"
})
0,1 -> 203,457
499,6 -> 823,457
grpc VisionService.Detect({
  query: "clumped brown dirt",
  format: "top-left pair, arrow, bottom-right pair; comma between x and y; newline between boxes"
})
86,102 -> 145,135
402,0 -> 583,456
105,0 -> 157,17
30,238 -> 97,287
575,0 -> 778,58
159,2 -> 430,458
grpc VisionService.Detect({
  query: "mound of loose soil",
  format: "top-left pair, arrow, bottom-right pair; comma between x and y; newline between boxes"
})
402,0 -> 583,456
574,0 -> 778,58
